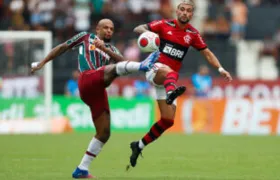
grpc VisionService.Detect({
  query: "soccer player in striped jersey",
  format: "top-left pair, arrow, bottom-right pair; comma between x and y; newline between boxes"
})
31,19 -> 159,179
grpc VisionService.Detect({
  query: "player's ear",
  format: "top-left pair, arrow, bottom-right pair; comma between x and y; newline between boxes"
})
96,25 -> 100,34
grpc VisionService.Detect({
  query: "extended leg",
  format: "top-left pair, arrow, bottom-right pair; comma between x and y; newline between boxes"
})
103,51 -> 160,87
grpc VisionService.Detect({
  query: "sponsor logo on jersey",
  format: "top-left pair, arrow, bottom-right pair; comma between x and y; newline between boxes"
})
163,45 -> 184,59
167,31 -> 173,35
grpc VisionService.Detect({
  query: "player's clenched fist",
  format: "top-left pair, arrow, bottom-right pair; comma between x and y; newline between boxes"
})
93,39 -> 105,50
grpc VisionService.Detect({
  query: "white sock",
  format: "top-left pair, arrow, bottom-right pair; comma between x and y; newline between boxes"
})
138,140 -> 145,149
116,61 -> 140,75
78,137 -> 104,170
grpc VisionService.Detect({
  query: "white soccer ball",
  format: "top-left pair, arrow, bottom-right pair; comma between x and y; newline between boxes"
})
137,31 -> 160,53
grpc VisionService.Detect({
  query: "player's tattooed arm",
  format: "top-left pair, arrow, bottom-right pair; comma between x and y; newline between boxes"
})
200,48 -> 232,82
133,24 -> 149,34
31,43 -> 70,73
93,39 -> 125,62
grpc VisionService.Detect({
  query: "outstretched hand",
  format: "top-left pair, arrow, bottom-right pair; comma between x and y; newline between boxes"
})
219,68 -> 232,82
30,62 -> 44,74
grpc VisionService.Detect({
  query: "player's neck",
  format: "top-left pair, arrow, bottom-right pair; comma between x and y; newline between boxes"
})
96,34 -> 111,43
176,19 -> 188,29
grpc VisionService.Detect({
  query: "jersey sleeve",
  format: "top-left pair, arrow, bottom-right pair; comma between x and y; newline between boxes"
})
111,46 -> 123,56
107,45 -> 123,59
66,32 -> 89,49
106,44 -> 123,63
191,32 -> 208,51
147,20 -> 164,34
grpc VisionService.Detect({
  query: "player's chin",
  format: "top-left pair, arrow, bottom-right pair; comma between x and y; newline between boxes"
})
104,37 -> 111,43
179,18 -> 189,24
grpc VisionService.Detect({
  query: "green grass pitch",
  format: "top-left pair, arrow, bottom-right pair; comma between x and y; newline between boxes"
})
0,133 -> 280,180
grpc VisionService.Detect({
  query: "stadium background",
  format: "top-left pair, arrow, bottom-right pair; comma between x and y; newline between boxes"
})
1,0 -> 280,180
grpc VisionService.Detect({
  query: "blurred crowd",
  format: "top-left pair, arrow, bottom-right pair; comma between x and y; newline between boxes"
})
1,0 -> 279,57
0,0 -> 170,47
0,0 -> 177,68
1,0 -> 280,60
1,0 -> 280,98
204,0 -> 280,41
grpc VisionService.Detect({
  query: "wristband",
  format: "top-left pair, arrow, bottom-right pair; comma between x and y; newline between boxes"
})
31,62 -> 39,68
218,67 -> 225,73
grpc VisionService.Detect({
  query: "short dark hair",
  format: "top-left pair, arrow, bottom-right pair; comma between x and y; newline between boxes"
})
177,0 -> 195,10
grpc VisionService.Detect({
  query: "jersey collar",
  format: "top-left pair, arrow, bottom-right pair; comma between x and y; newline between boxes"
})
174,19 -> 190,30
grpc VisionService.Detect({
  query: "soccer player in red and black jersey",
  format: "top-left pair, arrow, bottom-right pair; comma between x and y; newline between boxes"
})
128,0 -> 232,168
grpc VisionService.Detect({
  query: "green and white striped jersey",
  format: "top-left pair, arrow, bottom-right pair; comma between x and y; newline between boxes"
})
66,32 -> 122,72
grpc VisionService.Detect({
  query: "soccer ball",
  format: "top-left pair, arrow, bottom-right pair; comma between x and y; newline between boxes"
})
137,31 -> 160,52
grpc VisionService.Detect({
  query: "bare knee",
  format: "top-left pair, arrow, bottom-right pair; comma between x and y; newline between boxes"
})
96,127 -> 110,143
154,66 -> 173,85
104,65 -> 118,87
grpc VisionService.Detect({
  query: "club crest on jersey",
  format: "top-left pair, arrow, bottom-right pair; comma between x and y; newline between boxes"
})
184,35 -> 191,44
89,44 -> 96,51
89,38 -> 95,44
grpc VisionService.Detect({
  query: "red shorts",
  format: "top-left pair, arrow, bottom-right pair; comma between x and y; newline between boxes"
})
78,67 -> 109,119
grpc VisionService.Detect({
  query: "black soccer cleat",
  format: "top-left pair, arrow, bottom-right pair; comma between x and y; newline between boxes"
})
166,86 -> 186,105
129,141 -> 142,168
